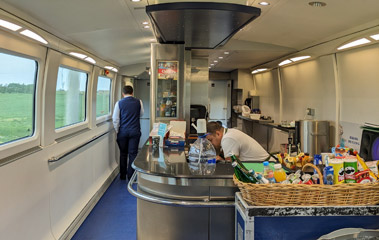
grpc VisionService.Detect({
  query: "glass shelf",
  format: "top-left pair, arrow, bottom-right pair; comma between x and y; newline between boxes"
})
156,61 -> 178,118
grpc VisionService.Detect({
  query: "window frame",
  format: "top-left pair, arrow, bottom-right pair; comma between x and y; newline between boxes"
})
95,73 -> 114,123
54,65 -> 89,130
41,49 -> 94,147
95,68 -> 116,125
0,31 -> 46,160
53,55 -> 93,139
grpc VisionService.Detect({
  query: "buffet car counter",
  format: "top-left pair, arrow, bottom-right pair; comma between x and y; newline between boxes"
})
128,143 -> 238,240
235,192 -> 379,240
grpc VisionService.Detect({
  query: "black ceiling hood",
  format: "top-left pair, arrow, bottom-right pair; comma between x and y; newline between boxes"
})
146,2 -> 261,49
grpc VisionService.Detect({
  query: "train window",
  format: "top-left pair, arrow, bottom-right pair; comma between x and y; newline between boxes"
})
55,67 -> 87,129
0,52 -> 37,145
96,76 -> 111,117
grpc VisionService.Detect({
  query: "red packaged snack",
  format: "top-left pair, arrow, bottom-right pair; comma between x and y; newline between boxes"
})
355,170 -> 371,183
301,174 -> 314,185
303,179 -> 314,185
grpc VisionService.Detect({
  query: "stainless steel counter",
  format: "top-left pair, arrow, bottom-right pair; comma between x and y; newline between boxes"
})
133,144 -> 235,178
128,143 -> 238,240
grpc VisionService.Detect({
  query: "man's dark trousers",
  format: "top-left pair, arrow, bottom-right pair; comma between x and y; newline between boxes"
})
116,96 -> 142,180
117,130 -> 141,180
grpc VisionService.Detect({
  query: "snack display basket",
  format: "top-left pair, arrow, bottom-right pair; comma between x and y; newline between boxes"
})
233,163 -> 379,206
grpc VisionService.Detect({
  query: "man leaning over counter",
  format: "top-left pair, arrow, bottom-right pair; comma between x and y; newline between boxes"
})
206,121 -> 272,162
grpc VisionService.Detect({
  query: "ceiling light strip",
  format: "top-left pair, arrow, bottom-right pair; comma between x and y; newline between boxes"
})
337,38 -> 371,50
279,59 -> 292,66
290,56 -> 310,62
251,68 -> 268,74
370,34 -> 379,41
70,52 -> 87,59
84,57 -> 96,64
20,29 -> 48,44
0,19 -> 22,31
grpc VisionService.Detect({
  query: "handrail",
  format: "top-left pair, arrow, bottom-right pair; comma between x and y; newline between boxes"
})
127,172 -> 235,208
48,132 -> 109,163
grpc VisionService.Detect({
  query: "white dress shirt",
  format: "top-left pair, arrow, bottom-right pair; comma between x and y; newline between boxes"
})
221,128 -> 269,162
112,95 -> 144,133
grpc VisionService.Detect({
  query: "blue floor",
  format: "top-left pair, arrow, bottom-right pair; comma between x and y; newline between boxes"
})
72,175 -> 137,240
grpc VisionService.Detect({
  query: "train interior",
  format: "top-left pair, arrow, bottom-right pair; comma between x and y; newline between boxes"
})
0,0 -> 379,239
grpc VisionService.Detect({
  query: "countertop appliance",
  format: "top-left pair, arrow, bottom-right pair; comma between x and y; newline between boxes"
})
300,120 -> 330,155
244,96 -> 259,110
190,105 -> 207,134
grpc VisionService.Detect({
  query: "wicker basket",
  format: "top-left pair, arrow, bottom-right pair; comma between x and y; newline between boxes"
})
233,163 -> 379,206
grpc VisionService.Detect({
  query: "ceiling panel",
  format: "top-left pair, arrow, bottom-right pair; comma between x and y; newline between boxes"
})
1,0 -> 153,66
238,0 -> 379,49
1,0 -> 379,71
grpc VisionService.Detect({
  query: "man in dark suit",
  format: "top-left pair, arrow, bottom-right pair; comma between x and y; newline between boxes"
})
112,85 -> 144,180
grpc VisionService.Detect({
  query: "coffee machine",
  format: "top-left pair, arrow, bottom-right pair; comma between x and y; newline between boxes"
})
244,96 -> 259,111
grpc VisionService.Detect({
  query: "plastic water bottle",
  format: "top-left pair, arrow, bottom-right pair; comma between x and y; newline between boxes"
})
263,161 -> 276,183
188,135 -> 216,175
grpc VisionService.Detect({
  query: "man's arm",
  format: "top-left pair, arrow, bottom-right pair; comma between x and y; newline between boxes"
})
112,101 -> 120,133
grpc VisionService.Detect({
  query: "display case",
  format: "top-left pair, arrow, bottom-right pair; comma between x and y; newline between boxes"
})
156,61 -> 178,119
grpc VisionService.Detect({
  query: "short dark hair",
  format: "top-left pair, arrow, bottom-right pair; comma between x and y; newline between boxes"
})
123,85 -> 133,95
207,121 -> 223,135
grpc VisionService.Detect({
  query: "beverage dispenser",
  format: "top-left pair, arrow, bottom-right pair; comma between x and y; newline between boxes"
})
300,120 -> 330,155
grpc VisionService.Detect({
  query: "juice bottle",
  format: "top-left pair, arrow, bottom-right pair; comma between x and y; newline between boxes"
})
273,163 -> 286,183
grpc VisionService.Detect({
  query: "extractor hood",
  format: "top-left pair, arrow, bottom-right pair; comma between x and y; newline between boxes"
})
146,2 -> 261,49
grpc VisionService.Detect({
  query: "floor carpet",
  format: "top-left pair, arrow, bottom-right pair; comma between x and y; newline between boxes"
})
72,176 -> 137,240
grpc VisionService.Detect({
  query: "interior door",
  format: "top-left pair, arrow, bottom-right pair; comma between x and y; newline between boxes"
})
134,79 -> 150,148
209,80 -> 231,126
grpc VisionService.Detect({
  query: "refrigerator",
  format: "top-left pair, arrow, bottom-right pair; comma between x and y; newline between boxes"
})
208,80 -> 231,127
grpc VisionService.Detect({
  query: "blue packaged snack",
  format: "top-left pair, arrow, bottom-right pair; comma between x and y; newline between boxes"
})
323,166 -> 334,185
313,154 -> 323,183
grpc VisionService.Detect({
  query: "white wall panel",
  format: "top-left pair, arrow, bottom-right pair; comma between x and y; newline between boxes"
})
0,132 -> 117,240
49,147 -> 94,238
254,71 -> 280,122
280,56 -> 336,122
254,56 -> 337,149
0,154 -> 53,240
49,134 -> 117,238
337,43 -> 379,149
238,69 -> 255,102
92,133 -> 118,191
338,44 -> 379,125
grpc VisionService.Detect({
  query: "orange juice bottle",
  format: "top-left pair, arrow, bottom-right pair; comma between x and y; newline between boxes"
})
274,164 -> 286,183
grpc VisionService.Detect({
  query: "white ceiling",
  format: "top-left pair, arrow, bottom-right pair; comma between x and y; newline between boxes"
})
1,0 -> 379,72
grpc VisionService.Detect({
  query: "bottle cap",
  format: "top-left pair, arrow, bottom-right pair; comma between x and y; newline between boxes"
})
263,161 -> 269,166
274,163 -> 282,170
